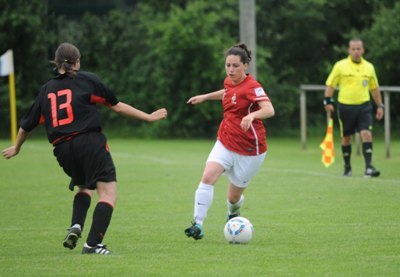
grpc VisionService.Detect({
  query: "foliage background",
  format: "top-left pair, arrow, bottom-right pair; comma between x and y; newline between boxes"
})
0,0 -> 399,138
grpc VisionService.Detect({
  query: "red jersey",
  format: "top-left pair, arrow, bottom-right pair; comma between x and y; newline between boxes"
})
217,74 -> 270,156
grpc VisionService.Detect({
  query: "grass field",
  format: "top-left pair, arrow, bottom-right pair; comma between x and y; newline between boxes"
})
0,137 -> 399,276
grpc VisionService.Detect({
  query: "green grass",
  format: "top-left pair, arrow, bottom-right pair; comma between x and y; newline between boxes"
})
0,137 -> 399,276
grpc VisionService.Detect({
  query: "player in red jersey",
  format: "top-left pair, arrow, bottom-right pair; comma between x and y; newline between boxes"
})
2,43 -> 167,254
184,43 -> 275,240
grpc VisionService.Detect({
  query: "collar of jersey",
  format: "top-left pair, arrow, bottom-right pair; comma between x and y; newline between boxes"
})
347,56 -> 364,65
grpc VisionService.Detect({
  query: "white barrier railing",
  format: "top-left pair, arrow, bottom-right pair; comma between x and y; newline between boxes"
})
299,84 -> 400,158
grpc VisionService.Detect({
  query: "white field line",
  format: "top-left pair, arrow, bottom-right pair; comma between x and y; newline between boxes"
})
261,167 -> 400,185
112,152 -> 175,164
23,144 -> 175,165
22,144 -> 399,184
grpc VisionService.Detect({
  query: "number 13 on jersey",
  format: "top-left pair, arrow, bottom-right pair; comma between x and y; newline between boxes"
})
48,89 -> 74,127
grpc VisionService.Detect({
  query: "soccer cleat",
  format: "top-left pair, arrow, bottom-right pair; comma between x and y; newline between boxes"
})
227,212 -> 240,222
63,225 -> 82,250
343,165 -> 352,177
364,166 -> 380,178
82,243 -> 111,255
184,222 -> 204,240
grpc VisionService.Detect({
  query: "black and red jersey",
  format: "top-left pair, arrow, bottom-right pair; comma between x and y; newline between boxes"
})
20,71 -> 119,144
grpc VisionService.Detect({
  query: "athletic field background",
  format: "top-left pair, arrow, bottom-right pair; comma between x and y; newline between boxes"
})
0,138 -> 399,276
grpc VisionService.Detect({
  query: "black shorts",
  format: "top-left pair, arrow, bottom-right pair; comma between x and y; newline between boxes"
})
337,102 -> 373,137
53,132 -> 116,191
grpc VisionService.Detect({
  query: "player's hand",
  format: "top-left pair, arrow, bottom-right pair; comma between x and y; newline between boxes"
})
324,104 -> 334,113
2,146 -> 18,159
187,95 -> 206,105
149,108 -> 168,121
376,107 -> 384,120
241,115 -> 254,131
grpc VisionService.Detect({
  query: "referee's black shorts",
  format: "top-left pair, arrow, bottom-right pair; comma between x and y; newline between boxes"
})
338,101 -> 373,137
53,132 -> 116,191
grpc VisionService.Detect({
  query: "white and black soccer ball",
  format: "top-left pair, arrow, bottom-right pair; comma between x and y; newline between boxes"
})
224,217 -> 254,244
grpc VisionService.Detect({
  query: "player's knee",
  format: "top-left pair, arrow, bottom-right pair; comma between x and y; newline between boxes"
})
360,130 -> 372,141
342,136 -> 351,145
99,195 -> 117,208
201,172 -> 219,185
96,181 -> 117,206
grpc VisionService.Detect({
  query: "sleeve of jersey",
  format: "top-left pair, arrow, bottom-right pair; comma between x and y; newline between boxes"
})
247,86 -> 270,103
90,75 -> 119,107
325,64 -> 340,87
369,66 -> 379,90
20,97 -> 42,132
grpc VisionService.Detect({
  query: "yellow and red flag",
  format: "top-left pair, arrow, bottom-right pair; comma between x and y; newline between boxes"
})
320,117 -> 335,167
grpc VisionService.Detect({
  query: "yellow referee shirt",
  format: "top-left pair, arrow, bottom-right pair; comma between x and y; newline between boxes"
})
325,56 -> 379,105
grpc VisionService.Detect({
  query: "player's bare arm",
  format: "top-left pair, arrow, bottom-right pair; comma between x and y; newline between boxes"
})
370,88 -> 384,120
240,101 -> 275,131
2,128 -> 29,159
187,89 -> 225,105
111,102 -> 167,122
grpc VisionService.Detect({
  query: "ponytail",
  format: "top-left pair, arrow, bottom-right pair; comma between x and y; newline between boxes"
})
225,43 -> 252,64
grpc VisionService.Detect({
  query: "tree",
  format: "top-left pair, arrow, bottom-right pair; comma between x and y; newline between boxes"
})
256,0 -> 399,134
0,0 -> 53,137
133,1 -> 239,137
361,1 -> 400,86
1,0 -> 399,138
362,1 -> 400,131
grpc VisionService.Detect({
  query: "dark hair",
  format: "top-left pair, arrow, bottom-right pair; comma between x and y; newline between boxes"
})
349,37 -> 364,46
224,43 -> 252,64
53,43 -> 81,76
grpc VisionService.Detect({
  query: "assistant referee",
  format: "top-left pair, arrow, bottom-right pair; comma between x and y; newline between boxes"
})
324,38 -> 384,178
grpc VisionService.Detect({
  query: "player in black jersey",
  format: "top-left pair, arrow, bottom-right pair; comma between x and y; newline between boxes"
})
2,42 -> 168,255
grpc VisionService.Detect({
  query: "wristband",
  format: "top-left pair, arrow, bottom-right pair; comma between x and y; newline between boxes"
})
378,103 -> 384,109
323,97 -> 334,106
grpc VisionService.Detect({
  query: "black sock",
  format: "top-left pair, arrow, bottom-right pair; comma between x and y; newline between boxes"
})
342,145 -> 352,167
362,142 -> 373,168
71,192 -> 91,229
86,202 -> 114,247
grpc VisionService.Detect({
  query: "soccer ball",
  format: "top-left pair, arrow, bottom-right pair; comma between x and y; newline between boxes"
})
224,217 -> 254,244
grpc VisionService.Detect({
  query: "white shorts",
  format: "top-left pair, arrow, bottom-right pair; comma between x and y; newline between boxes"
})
207,140 -> 266,188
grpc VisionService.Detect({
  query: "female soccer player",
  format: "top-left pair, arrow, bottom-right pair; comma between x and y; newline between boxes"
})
184,43 -> 275,240
2,42 -> 167,254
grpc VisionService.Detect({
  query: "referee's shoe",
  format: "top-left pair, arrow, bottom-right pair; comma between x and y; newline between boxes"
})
343,165 -> 352,177
364,166 -> 380,178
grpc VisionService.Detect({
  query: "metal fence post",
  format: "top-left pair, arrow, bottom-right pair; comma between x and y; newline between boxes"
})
300,89 -> 306,149
384,91 -> 391,158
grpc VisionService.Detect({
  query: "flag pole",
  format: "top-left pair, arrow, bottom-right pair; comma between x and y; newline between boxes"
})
9,72 -> 17,144
326,110 -> 331,123
1,49 -> 17,144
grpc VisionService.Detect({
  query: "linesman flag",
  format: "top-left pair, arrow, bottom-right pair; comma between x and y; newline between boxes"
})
320,117 -> 335,167
0,49 -> 17,143
0,50 -> 14,76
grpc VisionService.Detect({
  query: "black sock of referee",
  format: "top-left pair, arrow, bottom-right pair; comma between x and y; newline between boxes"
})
71,192 -> 91,230
362,142 -> 373,168
342,145 -> 352,168
86,202 -> 114,247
